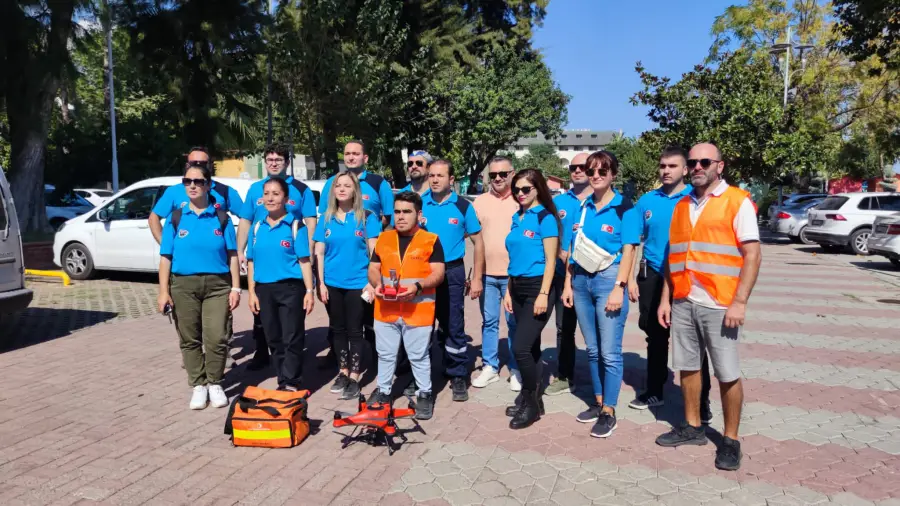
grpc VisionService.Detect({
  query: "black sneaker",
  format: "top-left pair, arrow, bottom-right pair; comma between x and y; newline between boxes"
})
628,393 -> 664,410
701,402 -> 713,425
415,392 -> 434,420
715,437 -> 742,471
656,422 -> 709,447
450,377 -> 469,402
590,411 -> 617,438
403,379 -> 417,397
576,404 -> 602,423
330,374 -> 350,394
340,379 -> 361,400
368,390 -> 391,407
247,350 -> 270,371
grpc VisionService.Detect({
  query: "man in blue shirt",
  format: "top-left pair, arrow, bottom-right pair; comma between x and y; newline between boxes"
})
628,146 -> 711,419
149,147 -> 244,244
236,143 -> 318,371
400,150 -> 432,196
318,140 -> 395,227
421,159 -> 484,402
546,152 -> 593,397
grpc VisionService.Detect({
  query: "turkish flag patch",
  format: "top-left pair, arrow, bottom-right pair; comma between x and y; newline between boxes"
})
601,224 -> 614,234
524,230 -> 535,238
257,198 -> 263,205
214,203 -> 221,209
573,224 -> 580,232
362,194 -> 370,200
214,229 -> 223,236
558,210 -> 567,219
288,199 -> 296,206
355,230 -> 364,237
280,240 -> 291,248
449,218 -> 459,225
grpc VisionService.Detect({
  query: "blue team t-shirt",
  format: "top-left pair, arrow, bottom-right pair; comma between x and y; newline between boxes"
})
318,170 -> 394,220
552,189 -> 588,274
421,192 -> 482,262
152,182 -> 244,218
506,204 -> 560,278
240,176 -> 317,223
312,210 -> 382,289
568,190 -> 641,268
247,214 -> 311,284
635,185 -> 693,272
160,205 -> 237,275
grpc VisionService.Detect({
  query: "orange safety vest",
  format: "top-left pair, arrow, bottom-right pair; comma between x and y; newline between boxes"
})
668,185 -> 750,306
373,229 -> 438,327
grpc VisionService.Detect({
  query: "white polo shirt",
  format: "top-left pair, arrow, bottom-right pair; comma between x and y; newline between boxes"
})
686,180 -> 759,309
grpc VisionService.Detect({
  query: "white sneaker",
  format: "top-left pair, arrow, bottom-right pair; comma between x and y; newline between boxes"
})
472,366 -> 500,388
509,370 -> 522,392
189,385 -> 208,410
208,384 -> 228,408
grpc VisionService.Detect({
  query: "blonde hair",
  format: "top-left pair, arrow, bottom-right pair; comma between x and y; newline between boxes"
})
324,171 -> 366,227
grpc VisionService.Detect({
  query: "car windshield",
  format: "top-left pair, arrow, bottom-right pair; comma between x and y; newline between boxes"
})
94,190 -> 113,197
816,196 -> 848,211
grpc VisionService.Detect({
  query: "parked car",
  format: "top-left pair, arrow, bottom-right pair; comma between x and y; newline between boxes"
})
804,192 -> 900,255
766,192 -> 828,223
768,198 -> 825,244
45,186 -> 94,231
75,188 -> 114,206
867,214 -> 900,268
0,166 -> 33,315
53,176 -> 254,280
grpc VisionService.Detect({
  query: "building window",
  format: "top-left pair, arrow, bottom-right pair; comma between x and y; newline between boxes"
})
576,134 -> 583,138
575,146 -> 585,151
591,134 -> 598,138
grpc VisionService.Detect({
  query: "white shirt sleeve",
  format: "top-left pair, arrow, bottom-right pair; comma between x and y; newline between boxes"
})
733,198 -> 760,243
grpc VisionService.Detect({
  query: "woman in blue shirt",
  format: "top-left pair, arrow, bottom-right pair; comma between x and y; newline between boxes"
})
502,169 -> 561,430
246,178 -> 315,392
313,172 -> 381,399
562,151 -> 641,439
157,163 -> 241,411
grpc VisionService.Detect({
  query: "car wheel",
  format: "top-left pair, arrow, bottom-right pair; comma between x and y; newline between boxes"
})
890,258 -> 900,269
849,228 -> 871,256
798,226 -> 816,245
62,243 -> 95,280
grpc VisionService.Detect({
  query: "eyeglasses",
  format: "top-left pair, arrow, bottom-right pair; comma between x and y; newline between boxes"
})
512,186 -> 534,195
265,157 -> 285,165
488,171 -> 511,180
182,178 -> 208,187
568,164 -> 585,172
186,160 -> 209,169
585,167 -> 610,177
658,163 -> 682,170
687,158 -> 721,169
407,160 -> 425,168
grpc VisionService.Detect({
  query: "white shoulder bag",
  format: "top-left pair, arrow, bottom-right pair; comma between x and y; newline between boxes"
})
571,204 -> 617,273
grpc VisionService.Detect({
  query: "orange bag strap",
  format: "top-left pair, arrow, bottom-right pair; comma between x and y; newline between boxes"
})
237,396 -> 306,415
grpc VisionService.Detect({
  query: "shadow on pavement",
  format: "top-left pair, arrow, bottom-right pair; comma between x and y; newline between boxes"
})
0,307 -> 118,352
850,260 -> 900,274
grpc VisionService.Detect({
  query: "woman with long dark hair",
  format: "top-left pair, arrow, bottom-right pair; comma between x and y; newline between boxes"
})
561,151 -> 640,438
158,163 -> 241,410
502,169 -> 561,429
247,178 -> 315,391
313,171 -> 380,399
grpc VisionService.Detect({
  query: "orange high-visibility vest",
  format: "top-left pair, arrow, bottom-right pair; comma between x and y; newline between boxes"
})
668,186 -> 750,306
373,229 -> 438,327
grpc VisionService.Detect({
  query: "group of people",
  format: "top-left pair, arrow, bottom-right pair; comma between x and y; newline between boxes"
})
153,139 -> 761,471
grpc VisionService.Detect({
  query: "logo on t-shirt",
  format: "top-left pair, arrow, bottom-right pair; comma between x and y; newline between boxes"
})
287,199 -> 296,206
355,230 -> 364,238
601,224 -> 614,234
214,229 -> 223,236
178,229 -> 189,238
280,239 -> 292,248
524,230 -> 535,239
324,229 -> 331,238
214,203 -> 221,209
573,224 -> 580,232
362,194 -> 370,201
257,198 -> 264,205
449,217 -> 459,225
558,210 -> 567,219
644,210 -> 652,220
180,202 -> 187,208
420,217 -> 428,226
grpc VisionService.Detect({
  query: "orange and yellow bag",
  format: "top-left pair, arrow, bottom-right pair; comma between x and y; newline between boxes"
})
224,386 -> 310,448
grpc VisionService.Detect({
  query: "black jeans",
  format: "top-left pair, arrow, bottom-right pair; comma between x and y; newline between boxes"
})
509,275 -> 558,392
326,285 -> 365,374
253,313 -> 267,355
552,271 -> 577,381
637,265 -> 711,402
256,280 -> 307,389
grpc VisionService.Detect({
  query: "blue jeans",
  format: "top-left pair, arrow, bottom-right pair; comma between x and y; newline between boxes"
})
479,275 -> 518,372
375,319 -> 432,395
572,267 -> 629,407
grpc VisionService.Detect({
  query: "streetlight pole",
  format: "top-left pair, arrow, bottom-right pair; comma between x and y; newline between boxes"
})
782,25 -> 791,108
266,0 -> 273,146
106,0 -> 119,192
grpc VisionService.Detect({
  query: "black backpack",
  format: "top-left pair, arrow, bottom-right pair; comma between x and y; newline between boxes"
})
170,207 -> 230,233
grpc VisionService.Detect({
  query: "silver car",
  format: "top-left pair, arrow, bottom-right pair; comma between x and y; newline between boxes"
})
867,214 -> 900,268
768,199 -> 824,244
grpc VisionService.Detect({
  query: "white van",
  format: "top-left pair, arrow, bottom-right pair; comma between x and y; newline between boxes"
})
0,167 -> 33,314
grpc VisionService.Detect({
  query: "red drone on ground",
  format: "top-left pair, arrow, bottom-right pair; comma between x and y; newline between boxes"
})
333,394 -> 425,455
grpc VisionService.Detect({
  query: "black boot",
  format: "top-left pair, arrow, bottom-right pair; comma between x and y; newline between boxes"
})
509,389 -> 541,430
506,391 -> 544,417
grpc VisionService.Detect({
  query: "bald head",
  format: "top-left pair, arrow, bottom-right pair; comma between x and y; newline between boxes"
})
569,152 -> 591,186
687,142 -> 724,191
571,152 -> 589,166
689,143 -> 721,161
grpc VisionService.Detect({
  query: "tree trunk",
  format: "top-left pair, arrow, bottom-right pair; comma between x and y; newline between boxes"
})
385,149 -> 405,187
323,118 -> 339,175
8,113 -> 53,233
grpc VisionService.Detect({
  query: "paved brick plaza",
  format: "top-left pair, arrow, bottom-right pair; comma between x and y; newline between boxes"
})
1,241 -> 900,505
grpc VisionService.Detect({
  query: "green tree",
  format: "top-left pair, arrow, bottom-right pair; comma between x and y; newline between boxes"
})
605,134 -> 660,194
834,0 -> 900,73
516,143 -> 567,179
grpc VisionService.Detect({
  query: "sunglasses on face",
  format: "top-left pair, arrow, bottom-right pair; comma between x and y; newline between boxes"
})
512,185 -> 534,195
687,158 -> 721,169
488,171 -> 511,180
659,163 -> 682,170
585,167 -> 610,178
186,160 -> 209,169
568,164 -> 585,172
407,160 -> 425,168
182,178 -> 208,187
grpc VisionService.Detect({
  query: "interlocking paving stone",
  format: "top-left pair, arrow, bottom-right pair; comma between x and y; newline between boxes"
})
741,331 -> 900,355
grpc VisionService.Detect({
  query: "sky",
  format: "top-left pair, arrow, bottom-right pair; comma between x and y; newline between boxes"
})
534,0 -> 738,137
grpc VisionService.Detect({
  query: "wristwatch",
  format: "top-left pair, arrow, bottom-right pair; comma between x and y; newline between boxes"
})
414,282 -> 423,295
615,280 -> 627,289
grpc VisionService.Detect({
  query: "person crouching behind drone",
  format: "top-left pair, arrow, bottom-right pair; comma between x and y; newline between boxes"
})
367,192 -> 446,420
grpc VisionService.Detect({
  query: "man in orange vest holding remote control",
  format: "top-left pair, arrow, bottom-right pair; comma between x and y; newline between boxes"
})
368,191 -> 446,420
655,143 -> 761,472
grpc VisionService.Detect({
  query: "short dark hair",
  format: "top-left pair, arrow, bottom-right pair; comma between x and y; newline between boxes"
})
183,161 -> 213,181
394,191 -> 423,212
428,159 -> 454,177
488,156 -> 512,166
585,150 -> 619,176
345,139 -> 366,155
263,177 -> 290,196
660,146 -> 687,162
264,143 -> 290,161
188,146 -> 211,159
